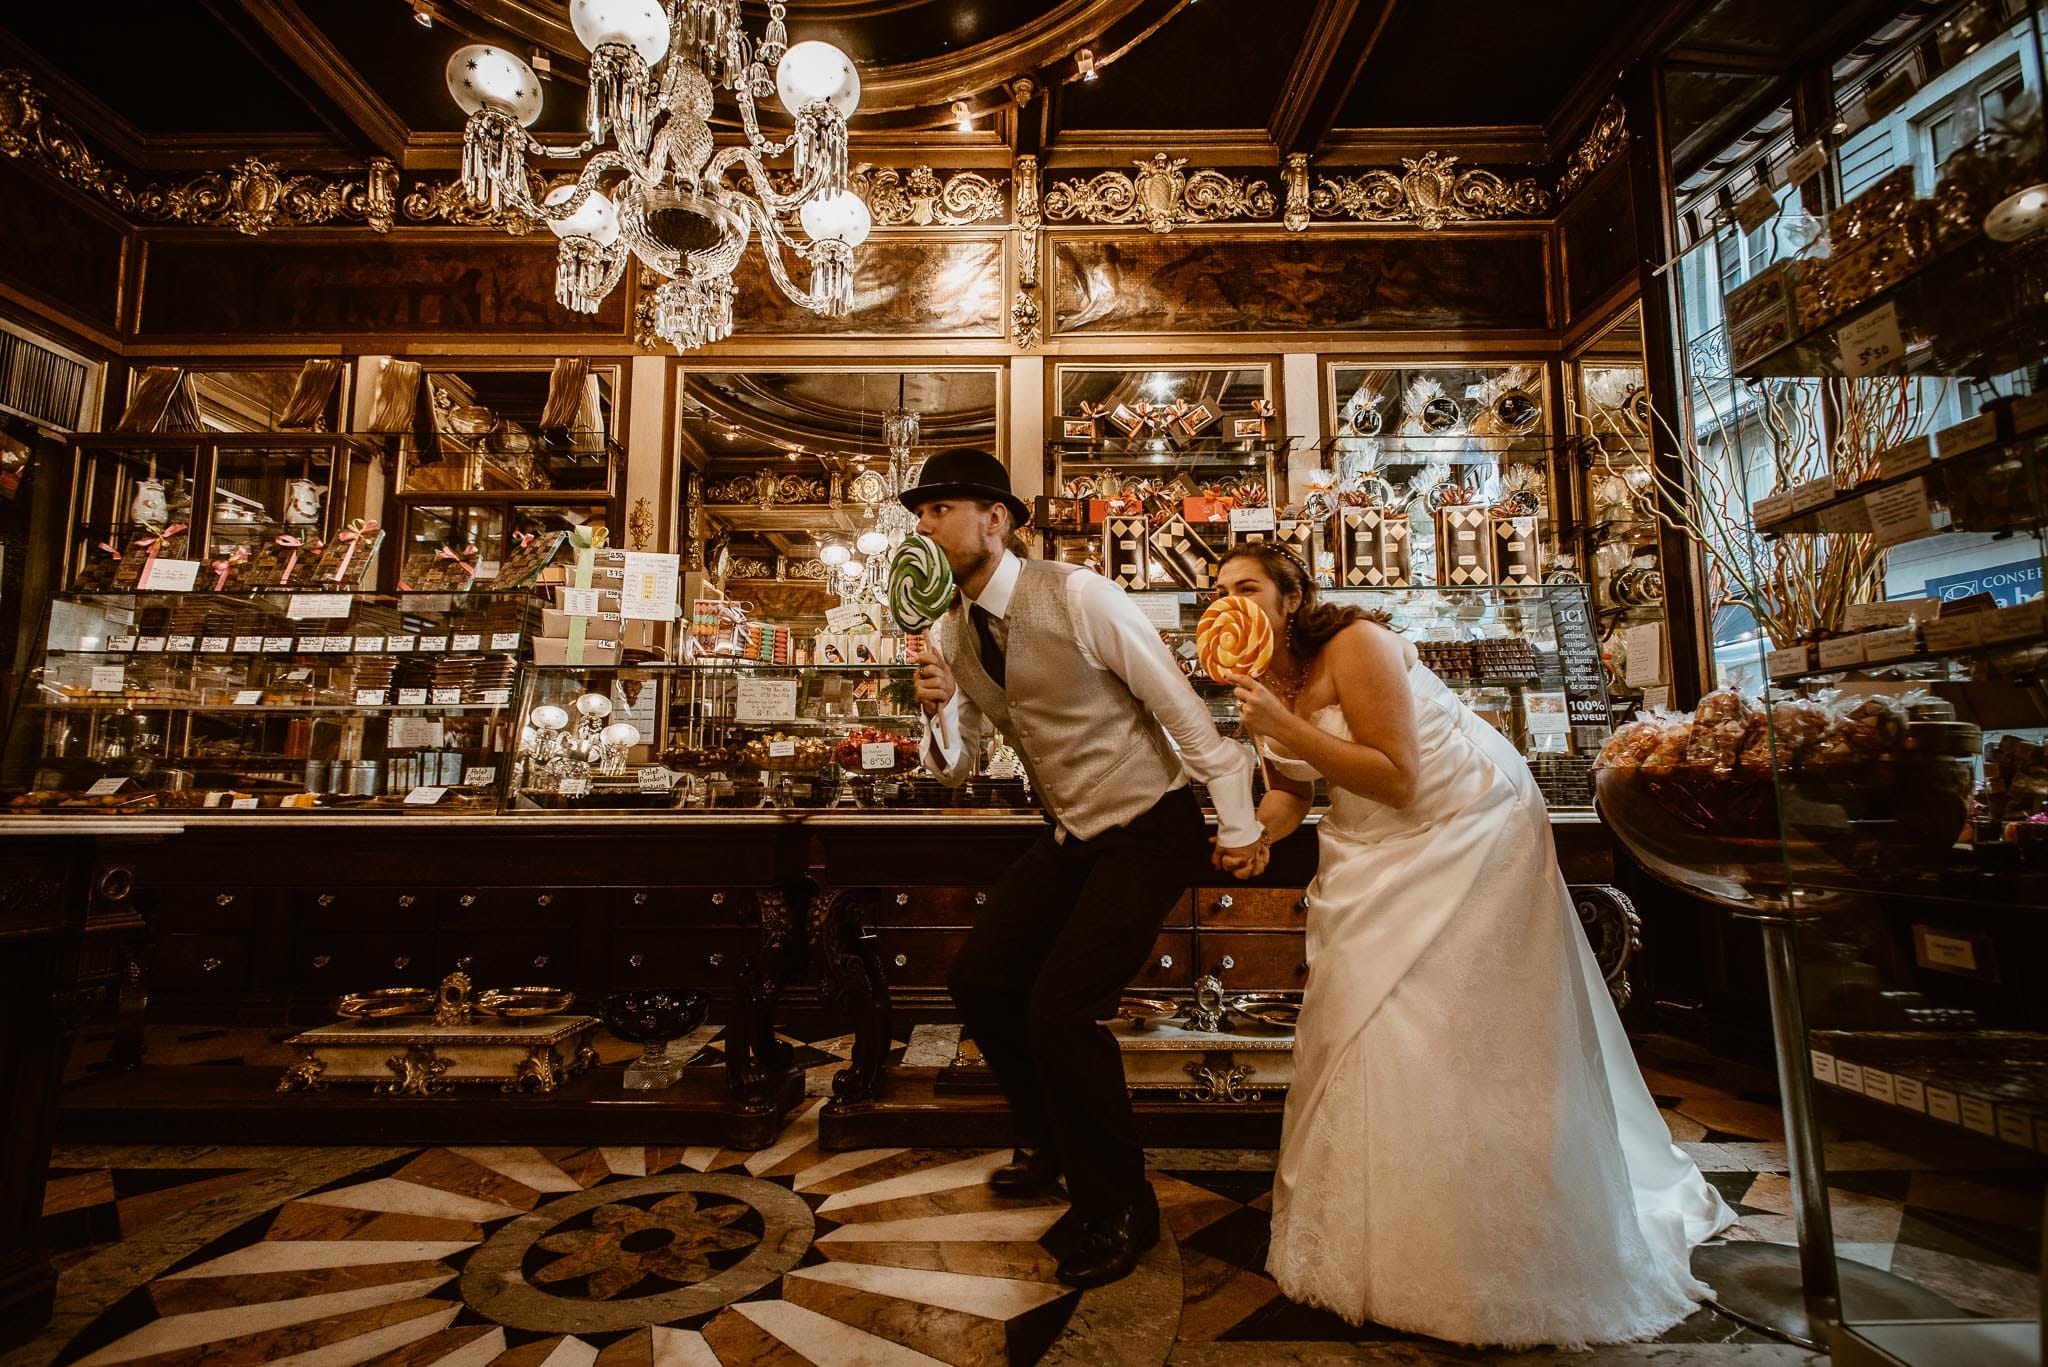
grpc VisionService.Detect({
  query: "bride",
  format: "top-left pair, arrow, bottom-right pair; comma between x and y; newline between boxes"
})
1210,542 -> 1735,1347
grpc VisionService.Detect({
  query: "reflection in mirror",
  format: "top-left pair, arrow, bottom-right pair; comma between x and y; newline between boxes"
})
401,366 -> 619,494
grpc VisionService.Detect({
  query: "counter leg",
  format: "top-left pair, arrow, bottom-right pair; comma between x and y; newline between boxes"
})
813,887 -> 891,1103
724,888 -> 797,1105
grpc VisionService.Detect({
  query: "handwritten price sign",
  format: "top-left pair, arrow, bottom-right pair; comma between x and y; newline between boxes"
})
1837,303 -> 1903,377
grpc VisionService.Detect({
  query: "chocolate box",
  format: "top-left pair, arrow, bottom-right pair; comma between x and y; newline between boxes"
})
1147,516 -> 1224,591
1103,515 -> 1150,590
1434,506 -> 1495,586
1336,507 -> 1413,587
1491,512 -> 1543,586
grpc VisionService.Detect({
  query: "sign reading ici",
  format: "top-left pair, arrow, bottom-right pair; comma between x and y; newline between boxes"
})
1924,558 -> 2044,608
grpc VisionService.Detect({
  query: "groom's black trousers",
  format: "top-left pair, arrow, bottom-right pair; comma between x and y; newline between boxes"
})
947,785 -> 1209,1219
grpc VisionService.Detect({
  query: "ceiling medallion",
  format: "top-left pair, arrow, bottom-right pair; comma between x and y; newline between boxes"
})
1308,151 -> 1549,231
1043,153 -> 1278,233
446,1 -> 868,351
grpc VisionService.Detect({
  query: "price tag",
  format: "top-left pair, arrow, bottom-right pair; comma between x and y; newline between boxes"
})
137,636 -> 166,652
1867,478 -> 1934,548
1132,593 -> 1184,628
1814,498 -> 1874,534
166,635 -> 196,652
1921,614 -> 1984,652
1862,625 -> 1921,661
1879,434 -> 1933,478
353,636 -> 383,652
735,677 -> 799,722
89,664 -> 124,692
1816,635 -> 1868,669
431,687 -> 463,705
355,689 -> 387,705
200,636 -> 229,653
637,766 -> 672,792
1642,685 -> 1671,712
143,558 -> 201,591
107,634 -> 137,652
557,777 -> 590,797
263,635 -> 294,653
388,635 -> 416,653
398,687 -> 428,705
230,796 -> 260,809
1789,478 -> 1837,512
325,635 -> 353,652
1837,302 -> 1903,377
479,687 -> 511,705
452,632 -> 482,651
619,550 -> 680,622
404,786 -> 446,805
386,716 -> 443,749
1936,413 -> 2000,459
232,635 -> 264,653
282,668 -> 311,682
560,587 -> 601,617
1984,599 -> 2046,644
824,602 -> 873,632
1751,491 -> 1795,527
233,689 -> 264,704
1845,598 -> 1939,630
85,776 -> 129,796
1732,182 -> 1780,233
489,631 -> 521,651
1524,690 -> 1569,737
768,739 -> 797,758
463,766 -> 497,787
861,741 -> 896,770
1229,506 -> 1277,532
1778,138 -> 1829,188
286,593 -> 352,619
1766,644 -> 1812,679
296,637 -> 327,654
2011,389 -> 2048,435
419,635 -> 449,652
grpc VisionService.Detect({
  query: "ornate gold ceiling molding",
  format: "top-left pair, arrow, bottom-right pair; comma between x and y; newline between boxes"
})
1043,154 -> 1278,234
1554,97 -> 1628,204
848,164 -> 1007,227
1289,150 -> 1550,231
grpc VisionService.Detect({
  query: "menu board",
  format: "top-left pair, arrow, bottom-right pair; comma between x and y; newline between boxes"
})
1551,586 -> 1609,726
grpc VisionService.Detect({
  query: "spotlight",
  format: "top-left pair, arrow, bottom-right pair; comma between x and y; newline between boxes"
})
1075,47 -> 1096,81
530,47 -> 552,81
951,99 -> 973,132
411,0 -> 435,27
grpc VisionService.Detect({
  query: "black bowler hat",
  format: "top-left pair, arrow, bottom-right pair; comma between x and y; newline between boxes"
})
898,448 -> 1030,527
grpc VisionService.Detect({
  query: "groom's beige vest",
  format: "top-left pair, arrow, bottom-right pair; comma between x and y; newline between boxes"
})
944,559 -> 1184,840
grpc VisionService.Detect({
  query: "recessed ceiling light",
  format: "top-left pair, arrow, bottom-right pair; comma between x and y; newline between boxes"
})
411,0 -> 435,28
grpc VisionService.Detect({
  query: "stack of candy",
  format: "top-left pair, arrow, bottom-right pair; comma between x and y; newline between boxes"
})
887,533 -> 955,659
739,621 -> 793,663
1195,594 -> 1275,681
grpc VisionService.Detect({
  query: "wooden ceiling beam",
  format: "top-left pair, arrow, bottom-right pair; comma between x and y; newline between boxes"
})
1267,0 -> 1398,158
218,0 -> 411,161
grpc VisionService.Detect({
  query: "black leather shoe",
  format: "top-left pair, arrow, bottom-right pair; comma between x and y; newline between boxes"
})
1054,1202 -> 1160,1288
988,1148 -> 1064,1197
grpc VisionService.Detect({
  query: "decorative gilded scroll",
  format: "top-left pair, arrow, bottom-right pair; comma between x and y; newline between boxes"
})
1044,153 -> 1277,233
1308,152 -> 1549,231
702,473 -> 829,505
850,164 -> 1006,226
1556,97 -> 1628,204
1012,153 -> 1043,349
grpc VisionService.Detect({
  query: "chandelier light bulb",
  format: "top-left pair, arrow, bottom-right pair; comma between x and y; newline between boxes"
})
601,722 -> 641,748
574,692 -> 613,719
543,183 -> 620,245
446,45 -> 544,124
857,528 -> 890,556
777,40 -> 862,118
842,557 -> 867,582
820,541 -> 851,566
530,705 -> 570,733
569,0 -> 670,64
799,189 -> 872,247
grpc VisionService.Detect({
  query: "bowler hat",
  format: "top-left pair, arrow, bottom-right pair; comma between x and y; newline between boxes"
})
898,448 -> 1030,527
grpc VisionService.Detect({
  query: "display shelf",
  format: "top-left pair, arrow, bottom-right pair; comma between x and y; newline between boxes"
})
1762,626 -> 2048,686
1755,431 -> 2043,541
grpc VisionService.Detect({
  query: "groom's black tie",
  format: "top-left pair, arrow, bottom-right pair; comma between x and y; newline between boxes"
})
970,603 -> 1006,688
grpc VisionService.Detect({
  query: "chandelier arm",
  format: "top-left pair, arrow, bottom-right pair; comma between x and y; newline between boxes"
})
520,133 -> 603,161
737,197 -> 830,312
497,150 -> 643,225
710,143 -> 830,216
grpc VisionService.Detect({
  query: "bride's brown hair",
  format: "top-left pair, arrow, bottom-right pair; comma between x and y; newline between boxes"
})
1217,542 -> 1391,656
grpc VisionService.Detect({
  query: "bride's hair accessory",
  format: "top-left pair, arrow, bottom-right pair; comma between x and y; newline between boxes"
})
1217,541 -> 1391,656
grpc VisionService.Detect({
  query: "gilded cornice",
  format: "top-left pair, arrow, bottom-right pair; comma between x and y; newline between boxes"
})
1043,154 -> 1278,233
1301,151 -> 1551,231
1554,97 -> 1629,204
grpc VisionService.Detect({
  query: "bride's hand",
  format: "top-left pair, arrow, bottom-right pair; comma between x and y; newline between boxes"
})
1231,673 -> 1293,738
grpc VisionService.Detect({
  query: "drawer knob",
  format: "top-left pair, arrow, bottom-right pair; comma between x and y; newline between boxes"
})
97,867 -> 134,902
707,952 -> 725,968
1158,954 -> 1173,969
1297,895 -> 1309,910
215,892 -> 235,907
315,893 -> 334,907
975,892 -> 987,905
532,954 -> 550,969
893,953 -> 907,967
459,893 -> 476,907
1217,894 -> 1233,910
634,892 -> 649,906
711,892 -> 726,907
536,893 -> 553,908
1218,955 -> 1235,971
398,894 -> 415,908
200,956 -> 222,972
311,954 -> 330,969
628,953 -> 645,968
393,955 -> 412,970
895,892 -> 909,906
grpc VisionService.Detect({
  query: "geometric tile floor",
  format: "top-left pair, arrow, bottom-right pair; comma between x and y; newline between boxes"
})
6,1029 -> 2038,1367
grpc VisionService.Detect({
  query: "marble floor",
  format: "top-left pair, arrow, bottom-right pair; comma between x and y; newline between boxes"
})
8,1028 -> 2040,1367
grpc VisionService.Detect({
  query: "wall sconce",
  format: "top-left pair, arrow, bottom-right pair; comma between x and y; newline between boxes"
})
411,0 -> 435,27
951,100 -> 973,132
1076,47 -> 1097,81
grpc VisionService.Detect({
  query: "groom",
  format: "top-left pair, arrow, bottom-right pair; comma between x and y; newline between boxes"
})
905,449 -> 1265,1287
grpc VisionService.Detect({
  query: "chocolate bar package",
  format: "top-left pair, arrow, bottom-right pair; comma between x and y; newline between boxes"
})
1336,507 -> 1413,587
1491,512 -> 1543,586
1434,506 -> 1495,586
1148,515 -> 1223,591
1102,515 -> 1150,590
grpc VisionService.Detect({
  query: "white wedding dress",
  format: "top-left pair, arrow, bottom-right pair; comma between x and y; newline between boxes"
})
1263,657 -> 1736,1348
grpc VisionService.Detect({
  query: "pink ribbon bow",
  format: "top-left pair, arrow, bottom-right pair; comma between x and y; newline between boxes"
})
97,540 -> 123,560
436,543 -> 480,579
274,534 -> 306,586
133,523 -> 188,588
512,530 -> 535,550
327,519 -> 380,585
211,545 -> 250,591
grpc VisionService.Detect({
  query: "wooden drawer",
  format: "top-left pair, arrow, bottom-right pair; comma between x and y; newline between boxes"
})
293,930 -> 446,994
148,885 -> 269,931
615,887 -> 757,928
447,887 -> 608,929
1197,931 -> 1308,991
295,886 -> 448,928
606,929 -> 757,991
1195,886 -> 1307,928
1131,931 -> 1195,991
152,931 -> 251,994
443,933 -> 579,989
873,929 -> 968,987
869,888 -> 989,927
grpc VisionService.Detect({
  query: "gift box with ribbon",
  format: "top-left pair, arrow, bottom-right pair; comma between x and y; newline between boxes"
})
112,524 -> 190,590
1434,506 -> 1495,586
1336,507 -> 1413,587
1103,514 -> 1150,590
210,544 -> 252,592
1033,495 -> 1089,532
74,538 -> 125,591
1147,515 -> 1224,591
483,529 -> 568,589
537,527 -> 617,666
315,519 -> 383,589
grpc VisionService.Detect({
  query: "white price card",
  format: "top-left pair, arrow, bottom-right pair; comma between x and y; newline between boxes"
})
557,777 -> 590,797
462,766 -> 497,787
106,635 -> 137,652
354,636 -> 383,652
419,635 -> 449,652
1837,303 -> 1903,377
398,687 -> 428,705
1868,478 -> 1935,548
233,689 -> 264,704
232,635 -> 263,653
1814,498 -> 1874,535
355,689 -> 387,705
560,587 -> 601,617
431,687 -> 462,705
768,739 -> 797,758
85,776 -> 129,796
143,558 -> 201,591
1731,182 -> 1780,233
388,635 -> 416,653
1767,644 -> 1811,679
296,637 -> 327,654
1779,138 -> 1829,188
637,766 -> 673,791
324,635 -> 353,652
1879,434 -> 1933,478
862,741 -> 896,770
479,688 -> 511,705
1750,491 -> 1795,527
262,635 -> 294,652
619,551 -> 680,621
451,632 -> 482,651
386,716 -> 444,749
403,786 -> 446,805
230,796 -> 260,809
166,635 -> 196,652
1229,506 -> 1277,532
825,602 -> 873,632
735,677 -> 799,722
489,631 -> 521,651
1132,593 -> 1185,628
1524,690 -> 1570,736
200,636 -> 229,653
286,592 -> 352,619
1642,685 -> 1671,712
137,636 -> 166,652
282,667 -> 311,682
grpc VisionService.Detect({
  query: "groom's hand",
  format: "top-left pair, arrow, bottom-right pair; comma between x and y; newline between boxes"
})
1212,837 -> 1269,880
914,652 -> 957,716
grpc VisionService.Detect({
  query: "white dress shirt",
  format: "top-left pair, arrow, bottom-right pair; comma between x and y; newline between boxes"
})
921,551 -> 1261,847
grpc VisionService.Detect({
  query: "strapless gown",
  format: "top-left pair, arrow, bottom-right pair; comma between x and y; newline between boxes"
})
1262,661 -> 1735,1347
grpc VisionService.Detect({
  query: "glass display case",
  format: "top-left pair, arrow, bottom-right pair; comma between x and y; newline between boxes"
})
395,364 -> 620,496
4,590 -> 534,814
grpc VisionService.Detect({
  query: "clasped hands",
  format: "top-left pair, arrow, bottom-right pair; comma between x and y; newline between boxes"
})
1212,834 -> 1269,880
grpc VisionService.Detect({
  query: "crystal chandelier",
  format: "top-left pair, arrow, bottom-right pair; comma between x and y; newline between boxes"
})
873,376 -> 921,544
446,1 -> 869,352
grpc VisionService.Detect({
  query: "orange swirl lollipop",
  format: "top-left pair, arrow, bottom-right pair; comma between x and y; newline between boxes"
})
1196,594 -> 1275,680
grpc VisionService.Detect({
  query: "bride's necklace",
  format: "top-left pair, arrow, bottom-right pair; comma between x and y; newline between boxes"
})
1267,655 -> 1310,708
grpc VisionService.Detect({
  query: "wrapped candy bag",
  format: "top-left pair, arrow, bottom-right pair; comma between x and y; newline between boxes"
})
1682,688 -> 1763,777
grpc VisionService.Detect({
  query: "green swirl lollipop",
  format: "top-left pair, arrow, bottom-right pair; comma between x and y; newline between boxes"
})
887,533 -> 954,655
